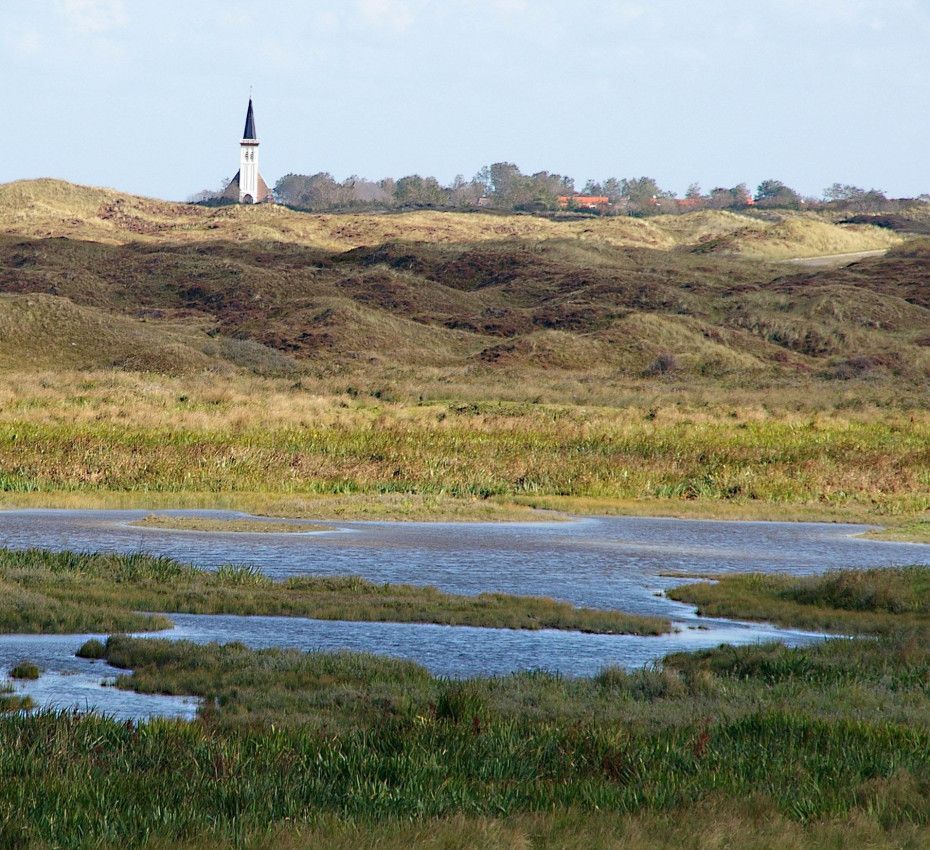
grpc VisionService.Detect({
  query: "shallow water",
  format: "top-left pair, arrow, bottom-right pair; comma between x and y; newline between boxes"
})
1,509 -> 928,719
0,631 -> 198,721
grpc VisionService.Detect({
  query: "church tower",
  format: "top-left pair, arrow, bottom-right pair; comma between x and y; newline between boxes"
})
222,97 -> 273,204
239,98 -> 260,203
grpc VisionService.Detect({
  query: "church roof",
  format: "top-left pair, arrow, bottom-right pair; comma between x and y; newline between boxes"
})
243,98 -> 257,140
222,170 -> 274,203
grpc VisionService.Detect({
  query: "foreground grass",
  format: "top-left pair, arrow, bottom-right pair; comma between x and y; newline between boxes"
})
7,705 -> 930,849
11,612 -> 930,847
0,548 -> 667,636
4,566 -> 930,846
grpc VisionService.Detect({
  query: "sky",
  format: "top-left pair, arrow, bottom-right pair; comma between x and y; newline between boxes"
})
4,0 -> 930,201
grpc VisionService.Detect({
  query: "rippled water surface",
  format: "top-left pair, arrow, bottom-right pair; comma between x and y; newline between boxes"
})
1,509 -> 928,719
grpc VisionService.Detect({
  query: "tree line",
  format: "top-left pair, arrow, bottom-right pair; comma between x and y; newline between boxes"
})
191,164 -> 919,215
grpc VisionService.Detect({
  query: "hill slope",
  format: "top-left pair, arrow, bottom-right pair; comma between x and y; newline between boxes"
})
0,179 -> 926,388
0,178 -> 902,257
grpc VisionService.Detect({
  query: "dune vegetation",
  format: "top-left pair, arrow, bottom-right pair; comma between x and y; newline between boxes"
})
0,179 -> 928,529
1,179 -> 926,385
0,177 -> 905,254
0,548 -> 668,636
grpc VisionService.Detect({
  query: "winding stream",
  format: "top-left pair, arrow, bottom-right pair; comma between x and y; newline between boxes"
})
1,509 -> 928,720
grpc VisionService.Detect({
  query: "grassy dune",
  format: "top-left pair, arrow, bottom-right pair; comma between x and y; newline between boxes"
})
700,216 -> 901,259
2,179 -> 926,386
0,548 -> 667,636
0,178 -> 902,255
0,292 -> 298,375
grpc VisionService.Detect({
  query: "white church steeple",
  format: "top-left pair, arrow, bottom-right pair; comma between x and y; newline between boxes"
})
222,97 -> 272,204
239,98 -> 260,203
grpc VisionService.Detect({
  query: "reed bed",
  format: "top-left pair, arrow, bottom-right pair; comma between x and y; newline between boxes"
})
0,401 -> 927,521
1,370 -> 928,527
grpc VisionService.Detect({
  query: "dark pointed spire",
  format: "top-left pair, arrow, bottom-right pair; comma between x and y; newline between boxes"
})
243,98 -> 257,140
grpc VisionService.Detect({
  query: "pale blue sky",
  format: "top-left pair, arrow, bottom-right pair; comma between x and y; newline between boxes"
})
4,0 -> 930,200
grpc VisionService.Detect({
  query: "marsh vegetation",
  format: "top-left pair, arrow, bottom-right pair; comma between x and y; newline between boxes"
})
4,565 -> 930,847
0,548 -> 668,636
668,565 -> 930,633
1,371 -> 928,531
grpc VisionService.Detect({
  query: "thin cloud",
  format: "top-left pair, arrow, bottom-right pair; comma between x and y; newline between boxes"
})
59,0 -> 128,34
356,0 -> 419,34
3,27 -> 45,59
774,0 -> 924,29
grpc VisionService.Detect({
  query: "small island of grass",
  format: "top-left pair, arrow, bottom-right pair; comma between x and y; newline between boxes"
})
0,548 -> 669,637
129,514 -> 336,534
860,520 -> 930,545
667,565 -> 930,634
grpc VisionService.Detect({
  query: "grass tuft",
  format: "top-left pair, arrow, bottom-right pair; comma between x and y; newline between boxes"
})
75,638 -> 106,659
9,661 -> 39,680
